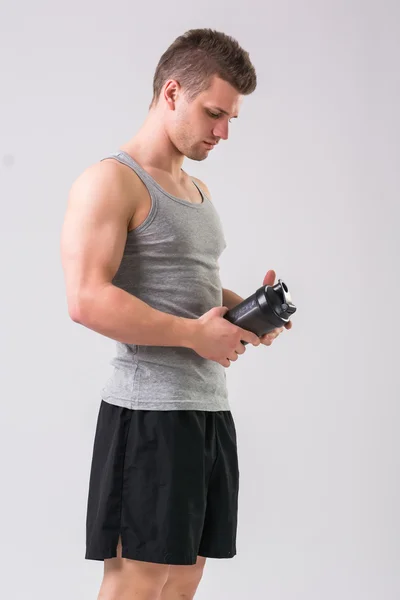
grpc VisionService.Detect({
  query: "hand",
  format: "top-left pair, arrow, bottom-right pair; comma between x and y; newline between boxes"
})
260,269 -> 293,346
191,306 -> 261,367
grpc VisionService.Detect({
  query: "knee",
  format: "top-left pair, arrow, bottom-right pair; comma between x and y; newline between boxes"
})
99,574 -> 169,600
163,564 -> 205,599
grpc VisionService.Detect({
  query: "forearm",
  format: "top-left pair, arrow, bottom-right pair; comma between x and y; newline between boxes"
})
72,283 -> 195,348
222,288 -> 244,310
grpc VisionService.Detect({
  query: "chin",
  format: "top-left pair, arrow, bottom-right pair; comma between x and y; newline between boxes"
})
188,153 -> 207,162
184,146 -> 209,162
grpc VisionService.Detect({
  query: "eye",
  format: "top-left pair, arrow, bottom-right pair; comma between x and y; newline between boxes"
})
207,110 -> 221,119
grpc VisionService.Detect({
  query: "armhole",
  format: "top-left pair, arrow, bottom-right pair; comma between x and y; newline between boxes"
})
127,169 -> 159,235
100,155 -> 159,235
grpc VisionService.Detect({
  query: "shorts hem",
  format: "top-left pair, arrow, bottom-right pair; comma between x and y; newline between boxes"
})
198,549 -> 237,559
85,546 -> 236,564
85,548 -> 199,565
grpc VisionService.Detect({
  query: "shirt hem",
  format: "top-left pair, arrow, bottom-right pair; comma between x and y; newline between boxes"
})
100,395 -> 230,411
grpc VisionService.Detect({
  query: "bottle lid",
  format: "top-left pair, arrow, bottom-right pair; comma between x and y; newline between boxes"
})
268,279 -> 297,320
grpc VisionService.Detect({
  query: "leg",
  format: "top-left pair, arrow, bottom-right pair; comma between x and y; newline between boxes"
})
159,555 -> 207,600
197,411 -> 239,560
97,536 -> 171,600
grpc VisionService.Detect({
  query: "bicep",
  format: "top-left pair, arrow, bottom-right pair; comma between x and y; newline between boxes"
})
60,162 -> 133,320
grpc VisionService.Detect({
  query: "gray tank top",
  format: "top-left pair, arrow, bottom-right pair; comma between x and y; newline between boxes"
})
99,150 -> 230,411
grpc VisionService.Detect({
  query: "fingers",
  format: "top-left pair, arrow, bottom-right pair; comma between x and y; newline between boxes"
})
268,327 -> 283,340
220,358 -> 231,367
261,326 -> 285,345
224,341 -> 247,365
220,343 -> 246,367
240,329 -> 261,347
235,343 -> 247,356
220,323 -> 289,367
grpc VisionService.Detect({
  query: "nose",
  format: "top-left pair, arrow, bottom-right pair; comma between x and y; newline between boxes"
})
212,120 -> 229,141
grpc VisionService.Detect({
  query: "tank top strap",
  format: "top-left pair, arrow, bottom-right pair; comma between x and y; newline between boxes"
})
101,150 -> 159,188
102,150 -> 207,208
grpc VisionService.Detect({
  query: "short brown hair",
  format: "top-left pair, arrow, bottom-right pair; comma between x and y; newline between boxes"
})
150,28 -> 257,109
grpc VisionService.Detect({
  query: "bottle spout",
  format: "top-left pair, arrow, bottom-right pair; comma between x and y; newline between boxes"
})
268,279 -> 297,318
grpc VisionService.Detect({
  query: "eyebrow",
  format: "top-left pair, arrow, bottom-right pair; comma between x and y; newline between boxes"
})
210,106 -> 238,119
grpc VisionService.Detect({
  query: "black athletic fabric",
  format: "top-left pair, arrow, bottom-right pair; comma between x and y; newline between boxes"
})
85,399 -> 239,565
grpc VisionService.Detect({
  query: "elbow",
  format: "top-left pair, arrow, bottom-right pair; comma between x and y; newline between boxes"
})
68,302 -> 84,324
69,308 -> 82,323
67,282 -> 110,324
67,291 -> 89,324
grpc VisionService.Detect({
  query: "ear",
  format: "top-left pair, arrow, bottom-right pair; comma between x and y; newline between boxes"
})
163,79 -> 181,110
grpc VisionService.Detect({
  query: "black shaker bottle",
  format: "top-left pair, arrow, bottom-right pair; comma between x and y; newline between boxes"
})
223,279 -> 297,344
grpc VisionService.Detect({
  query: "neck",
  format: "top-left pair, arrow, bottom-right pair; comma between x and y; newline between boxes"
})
120,109 -> 185,182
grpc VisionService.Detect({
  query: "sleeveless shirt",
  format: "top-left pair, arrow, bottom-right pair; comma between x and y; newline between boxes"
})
99,150 -> 230,411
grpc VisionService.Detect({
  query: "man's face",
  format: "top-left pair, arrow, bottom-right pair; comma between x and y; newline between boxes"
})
168,76 -> 243,161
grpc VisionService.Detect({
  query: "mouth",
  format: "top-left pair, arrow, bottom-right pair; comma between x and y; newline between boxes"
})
204,141 -> 217,149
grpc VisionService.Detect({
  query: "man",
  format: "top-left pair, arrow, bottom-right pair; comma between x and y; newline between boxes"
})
61,28 -> 291,600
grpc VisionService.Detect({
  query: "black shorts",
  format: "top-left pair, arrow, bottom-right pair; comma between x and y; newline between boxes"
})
85,399 -> 239,565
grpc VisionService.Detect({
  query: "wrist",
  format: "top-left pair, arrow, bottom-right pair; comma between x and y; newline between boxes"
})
174,316 -> 198,350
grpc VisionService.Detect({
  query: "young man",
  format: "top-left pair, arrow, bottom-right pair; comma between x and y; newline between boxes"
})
61,28 -> 290,600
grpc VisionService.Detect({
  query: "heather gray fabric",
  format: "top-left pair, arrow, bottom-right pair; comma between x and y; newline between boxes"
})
99,150 -> 229,411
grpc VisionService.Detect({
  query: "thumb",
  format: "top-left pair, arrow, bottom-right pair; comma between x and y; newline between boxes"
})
263,269 -> 276,287
215,305 -> 229,317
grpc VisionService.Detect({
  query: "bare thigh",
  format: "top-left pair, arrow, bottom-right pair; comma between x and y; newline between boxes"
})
163,554 -> 207,594
98,536 -> 171,600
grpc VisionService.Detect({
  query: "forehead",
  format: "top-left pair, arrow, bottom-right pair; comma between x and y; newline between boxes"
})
198,76 -> 243,115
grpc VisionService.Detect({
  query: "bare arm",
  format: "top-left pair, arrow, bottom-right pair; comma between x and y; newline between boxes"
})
60,161 -> 195,347
222,288 -> 244,309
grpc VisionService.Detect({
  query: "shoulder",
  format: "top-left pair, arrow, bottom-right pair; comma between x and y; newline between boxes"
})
99,156 -> 143,192
190,176 -> 212,201
96,155 -> 149,207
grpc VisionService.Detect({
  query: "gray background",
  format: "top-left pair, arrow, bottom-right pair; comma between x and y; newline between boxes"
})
1,1 -> 399,599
